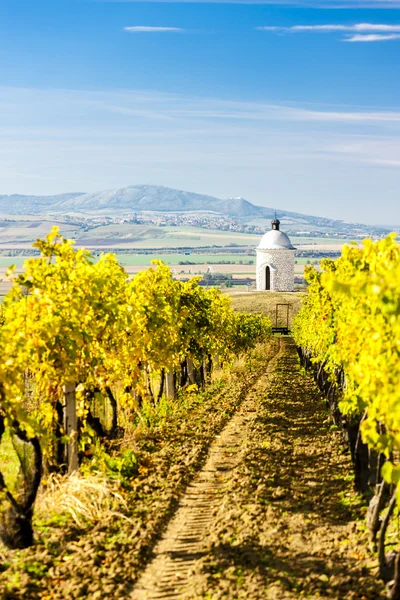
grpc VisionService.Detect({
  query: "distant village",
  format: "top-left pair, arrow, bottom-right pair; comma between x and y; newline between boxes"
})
62,211 -> 390,240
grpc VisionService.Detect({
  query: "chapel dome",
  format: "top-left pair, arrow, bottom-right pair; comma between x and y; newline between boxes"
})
257,218 -> 295,250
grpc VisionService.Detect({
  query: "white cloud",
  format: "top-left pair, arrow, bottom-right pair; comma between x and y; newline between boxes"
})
325,138 -> 400,168
344,33 -> 400,41
124,26 -> 184,32
291,25 -> 350,30
257,22 -> 400,42
352,23 -> 400,31
289,107 -> 400,122
296,23 -> 400,31
257,22 -> 400,33
374,159 -> 400,166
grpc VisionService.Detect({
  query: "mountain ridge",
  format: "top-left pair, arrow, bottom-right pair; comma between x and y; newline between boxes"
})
0,184 -> 384,233
0,184 -> 340,224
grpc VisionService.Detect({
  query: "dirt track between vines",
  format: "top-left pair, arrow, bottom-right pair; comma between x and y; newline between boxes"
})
130,343 -> 282,600
131,337 -> 385,600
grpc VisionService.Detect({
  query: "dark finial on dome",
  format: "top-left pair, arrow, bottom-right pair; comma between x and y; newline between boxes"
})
271,212 -> 280,231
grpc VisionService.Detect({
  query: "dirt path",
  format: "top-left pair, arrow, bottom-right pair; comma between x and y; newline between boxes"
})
131,337 -> 385,600
130,342 -> 283,600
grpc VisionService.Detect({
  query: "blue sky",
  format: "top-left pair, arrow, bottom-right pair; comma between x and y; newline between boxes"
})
0,0 -> 399,224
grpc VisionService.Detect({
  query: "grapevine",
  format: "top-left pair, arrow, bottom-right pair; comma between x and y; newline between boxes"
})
0,227 -> 271,548
293,234 -> 400,593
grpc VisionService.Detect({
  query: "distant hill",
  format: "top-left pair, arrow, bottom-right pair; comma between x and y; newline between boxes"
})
52,185 -> 264,217
0,193 -> 83,215
0,184 -> 391,237
0,184 -> 344,227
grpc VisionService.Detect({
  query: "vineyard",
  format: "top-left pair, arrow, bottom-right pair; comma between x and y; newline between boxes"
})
294,234 -> 400,599
0,227 -> 271,547
0,229 -> 399,599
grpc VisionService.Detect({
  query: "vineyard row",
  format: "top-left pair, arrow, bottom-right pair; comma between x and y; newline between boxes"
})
293,234 -> 400,599
0,227 -> 271,550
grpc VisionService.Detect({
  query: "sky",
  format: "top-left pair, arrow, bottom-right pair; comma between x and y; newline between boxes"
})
0,0 -> 399,224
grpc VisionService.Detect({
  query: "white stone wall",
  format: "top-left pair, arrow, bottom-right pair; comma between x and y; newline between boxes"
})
256,249 -> 295,292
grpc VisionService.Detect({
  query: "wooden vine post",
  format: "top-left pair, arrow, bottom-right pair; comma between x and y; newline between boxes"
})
165,372 -> 175,399
187,359 -> 195,385
64,383 -> 78,473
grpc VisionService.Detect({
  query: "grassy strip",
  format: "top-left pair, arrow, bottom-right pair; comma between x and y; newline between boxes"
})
229,292 -> 303,327
183,338 -> 385,600
0,342 -> 278,599
0,254 -> 254,269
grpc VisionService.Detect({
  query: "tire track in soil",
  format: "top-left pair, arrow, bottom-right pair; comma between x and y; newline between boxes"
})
184,337 -> 385,600
130,341 -> 283,600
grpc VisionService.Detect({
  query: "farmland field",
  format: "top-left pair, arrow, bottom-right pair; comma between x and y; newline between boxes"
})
0,253 -> 313,271
116,253 -> 255,266
0,252 -> 308,298
0,223 -> 354,301
0,221 -> 261,249
0,253 -> 254,269
0,216 -> 361,251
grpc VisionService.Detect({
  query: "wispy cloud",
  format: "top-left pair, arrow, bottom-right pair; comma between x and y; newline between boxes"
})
124,26 -> 184,33
258,22 -> 400,42
344,33 -> 400,41
0,86 -> 399,223
296,23 -> 400,31
258,23 -> 400,32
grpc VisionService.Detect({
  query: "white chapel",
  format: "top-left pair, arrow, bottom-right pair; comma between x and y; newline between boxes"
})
256,217 -> 296,292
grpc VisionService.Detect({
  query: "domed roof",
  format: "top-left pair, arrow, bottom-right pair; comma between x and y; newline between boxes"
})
257,219 -> 296,250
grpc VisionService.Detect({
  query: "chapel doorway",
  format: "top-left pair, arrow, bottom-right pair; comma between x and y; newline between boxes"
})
265,266 -> 271,290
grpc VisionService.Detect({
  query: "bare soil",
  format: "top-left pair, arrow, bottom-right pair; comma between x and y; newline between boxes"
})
130,338 -> 385,600
1,339 -> 385,599
130,343 -> 282,600
0,344 -> 276,599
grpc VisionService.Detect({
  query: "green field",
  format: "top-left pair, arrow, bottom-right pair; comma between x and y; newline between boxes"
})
61,224 -> 261,249
0,252 -> 321,273
117,253 -> 254,266
0,221 -> 259,249
0,253 -> 255,270
0,257 -> 28,268
295,257 -> 322,265
291,236 -> 354,246
0,217 -> 356,252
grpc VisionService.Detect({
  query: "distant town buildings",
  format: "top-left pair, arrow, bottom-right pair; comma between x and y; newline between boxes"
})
61,211 -> 390,241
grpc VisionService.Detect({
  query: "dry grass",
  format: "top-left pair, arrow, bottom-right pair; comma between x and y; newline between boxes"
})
227,291 -> 303,327
36,472 -> 127,528
0,430 -> 20,490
